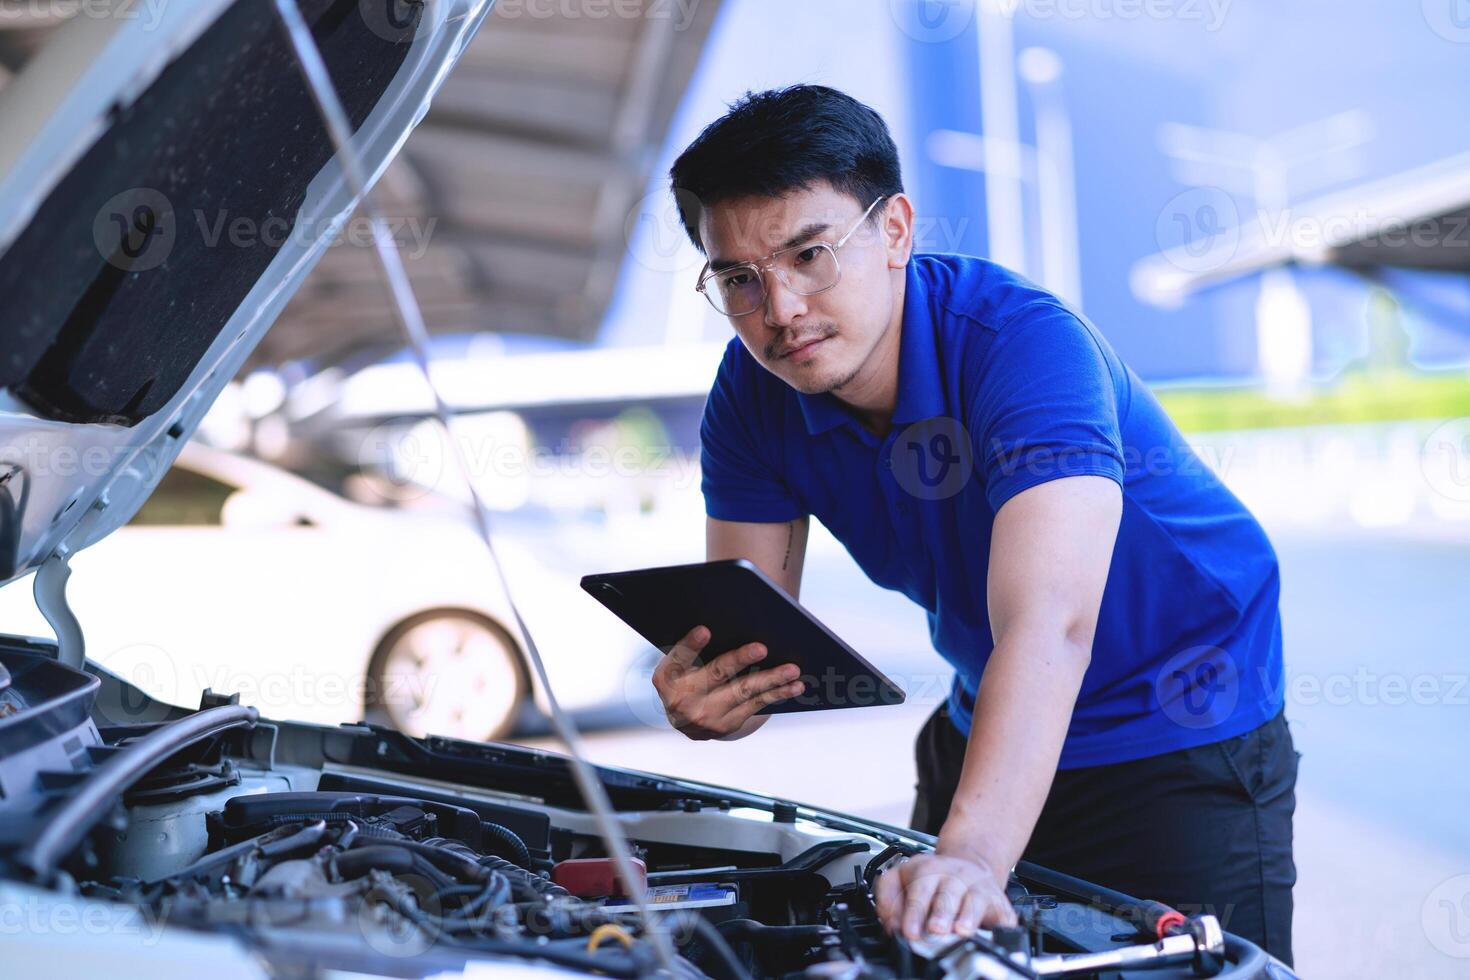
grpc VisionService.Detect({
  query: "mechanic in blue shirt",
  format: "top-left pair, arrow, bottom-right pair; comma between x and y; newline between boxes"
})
650,85 -> 1296,963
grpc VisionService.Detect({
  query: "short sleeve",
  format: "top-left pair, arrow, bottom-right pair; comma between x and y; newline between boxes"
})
700,347 -> 805,523
970,305 -> 1126,512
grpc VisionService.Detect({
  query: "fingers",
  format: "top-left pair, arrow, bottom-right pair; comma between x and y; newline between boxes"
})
953,890 -> 982,936
716,664 -> 805,725
653,629 -> 798,737
955,891 -> 1016,929
982,890 -> 1019,928
952,888 -> 1016,931
701,641 -> 767,685
873,865 -> 902,929
923,878 -> 968,936
662,625 -> 710,672
900,872 -> 942,940
654,627 -> 710,695
651,628 -> 807,738
874,855 -> 1018,941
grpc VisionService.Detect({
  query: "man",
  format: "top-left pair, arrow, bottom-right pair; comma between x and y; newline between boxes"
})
651,85 -> 1296,963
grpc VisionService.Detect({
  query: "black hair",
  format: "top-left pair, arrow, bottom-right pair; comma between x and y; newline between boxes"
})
668,84 -> 903,253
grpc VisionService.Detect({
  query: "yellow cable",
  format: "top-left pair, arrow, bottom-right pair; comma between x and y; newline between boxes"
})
586,922 -> 637,953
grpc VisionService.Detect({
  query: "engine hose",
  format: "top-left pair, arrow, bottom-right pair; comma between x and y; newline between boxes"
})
351,822 -> 407,840
481,853 -> 567,900
335,845 -> 415,879
479,820 -> 532,869
454,934 -> 647,978
376,886 -> 648,976
715,919 -> 832,945
1015,861 -> 1187,939
20,703 -> 257,880
449,873 -> 513,920
418,837 -> 562,901
258,820 -> 330,859
265,812 -> 406,839
348,836 -> 488,883
673,912 -> 754,980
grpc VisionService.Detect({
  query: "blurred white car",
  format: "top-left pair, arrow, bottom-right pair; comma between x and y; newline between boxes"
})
0,441 -> 651,740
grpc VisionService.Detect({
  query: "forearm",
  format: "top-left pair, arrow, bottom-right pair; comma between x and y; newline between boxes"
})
935,628 -> 1089,884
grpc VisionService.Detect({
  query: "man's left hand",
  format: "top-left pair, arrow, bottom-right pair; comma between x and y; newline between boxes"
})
872,851 -> 1017,941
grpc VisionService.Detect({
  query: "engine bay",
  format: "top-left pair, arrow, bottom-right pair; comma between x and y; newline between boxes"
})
88,782 -> 909,979
0,639 -> 1275,979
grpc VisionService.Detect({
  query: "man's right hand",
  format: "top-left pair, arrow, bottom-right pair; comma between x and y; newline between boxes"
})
651,625 -> 806,740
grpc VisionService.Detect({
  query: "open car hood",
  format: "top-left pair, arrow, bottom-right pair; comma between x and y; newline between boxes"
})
0,0 -> 494,589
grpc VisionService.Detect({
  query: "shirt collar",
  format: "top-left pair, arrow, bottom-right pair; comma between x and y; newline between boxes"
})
795,259 -> 943,436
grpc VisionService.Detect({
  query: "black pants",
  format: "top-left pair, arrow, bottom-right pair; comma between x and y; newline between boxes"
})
911,705 -> 1298,965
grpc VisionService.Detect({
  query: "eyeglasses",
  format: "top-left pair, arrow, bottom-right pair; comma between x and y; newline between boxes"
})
695,196 -> 886,317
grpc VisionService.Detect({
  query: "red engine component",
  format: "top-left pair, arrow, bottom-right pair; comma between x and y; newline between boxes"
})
551,856 -> 649,898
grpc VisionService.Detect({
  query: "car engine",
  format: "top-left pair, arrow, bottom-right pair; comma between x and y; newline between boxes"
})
0,638 -> 1277,979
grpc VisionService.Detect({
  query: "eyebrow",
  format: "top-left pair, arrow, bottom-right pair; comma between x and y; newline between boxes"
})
707,221 -> 832,272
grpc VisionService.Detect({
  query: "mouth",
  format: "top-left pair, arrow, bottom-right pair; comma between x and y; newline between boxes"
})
777,335 -> 830,363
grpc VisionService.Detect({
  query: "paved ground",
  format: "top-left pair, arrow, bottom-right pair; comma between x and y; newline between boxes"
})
515,521 -> 1470,979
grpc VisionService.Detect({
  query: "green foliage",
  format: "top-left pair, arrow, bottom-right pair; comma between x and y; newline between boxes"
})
1156,370 -> 1470,433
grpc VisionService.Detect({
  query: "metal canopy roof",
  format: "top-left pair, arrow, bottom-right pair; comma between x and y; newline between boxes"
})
0,1 -> 721,368
1131,152 -> 1470,308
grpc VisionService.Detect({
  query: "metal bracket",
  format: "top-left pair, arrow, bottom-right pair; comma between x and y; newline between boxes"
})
34,549 -> 85,670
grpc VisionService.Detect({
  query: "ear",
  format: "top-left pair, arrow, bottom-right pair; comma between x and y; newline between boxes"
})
881,193 -> 916,269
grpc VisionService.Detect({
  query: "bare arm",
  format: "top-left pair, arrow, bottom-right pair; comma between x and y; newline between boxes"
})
706,516 -> 809,597
876,475 -> 1121,938
649,517 -> 810,740
940,474 -> 1120,868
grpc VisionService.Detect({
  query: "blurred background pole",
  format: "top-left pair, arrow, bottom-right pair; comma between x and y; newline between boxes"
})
976,0 -> 1027,275
1018,46 -> 1082,308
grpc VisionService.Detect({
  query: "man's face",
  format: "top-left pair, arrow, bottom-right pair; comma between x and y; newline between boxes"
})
698,182 -> 905,396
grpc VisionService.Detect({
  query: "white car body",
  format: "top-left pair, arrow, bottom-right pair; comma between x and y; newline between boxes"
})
0,442 -> 652,736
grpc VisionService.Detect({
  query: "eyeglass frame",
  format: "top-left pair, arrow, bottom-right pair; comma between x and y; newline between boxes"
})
694,196 -> 887,317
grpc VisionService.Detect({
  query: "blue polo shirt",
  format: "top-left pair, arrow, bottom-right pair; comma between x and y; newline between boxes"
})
700,253 -> 1283,768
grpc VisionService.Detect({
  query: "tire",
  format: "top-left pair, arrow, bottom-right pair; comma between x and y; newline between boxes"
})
367,610 -> 526,741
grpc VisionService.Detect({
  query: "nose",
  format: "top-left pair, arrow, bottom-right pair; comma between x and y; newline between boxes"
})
762,270 -> 808,328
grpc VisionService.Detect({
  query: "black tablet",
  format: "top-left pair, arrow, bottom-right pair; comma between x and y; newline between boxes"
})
581,559 -> 905,715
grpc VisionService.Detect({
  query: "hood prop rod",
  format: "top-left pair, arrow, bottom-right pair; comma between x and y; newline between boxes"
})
269,2 -> 680,974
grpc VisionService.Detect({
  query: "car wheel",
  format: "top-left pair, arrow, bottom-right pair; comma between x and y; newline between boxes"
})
368,611 -> 526,741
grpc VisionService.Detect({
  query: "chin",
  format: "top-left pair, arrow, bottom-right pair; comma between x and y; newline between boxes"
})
775,360 -> 846,395
765,345 -> 851,395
